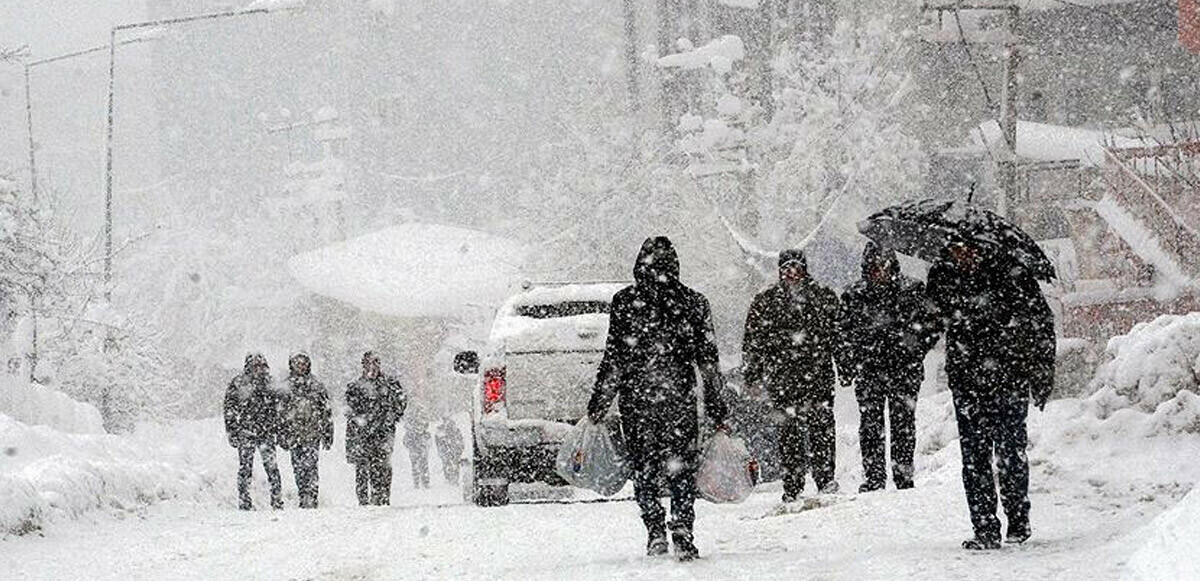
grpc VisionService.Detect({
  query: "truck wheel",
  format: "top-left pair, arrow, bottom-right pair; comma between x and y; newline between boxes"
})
474,480 -> 510,507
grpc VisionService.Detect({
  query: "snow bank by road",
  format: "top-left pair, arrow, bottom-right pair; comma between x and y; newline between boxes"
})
0,414 -> 221,536
0,376 -> 104,434
1088,313 -> 1200,412
1127,485 -> 1200,580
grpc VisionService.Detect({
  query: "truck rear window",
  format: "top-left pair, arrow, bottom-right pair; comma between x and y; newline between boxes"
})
514,301 -> 610,319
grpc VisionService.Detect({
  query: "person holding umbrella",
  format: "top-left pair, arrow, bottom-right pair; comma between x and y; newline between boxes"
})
860,199 -> 1056,550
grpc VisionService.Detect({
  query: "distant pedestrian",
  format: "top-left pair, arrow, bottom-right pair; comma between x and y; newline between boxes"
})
927,239 -> 1055,550
403,406 -> 431,489
345,351 -> 408,506
743,249 -> 843,502
587,236 -> 728,561
279,353 -> 333,508
434,417 -> 464,485
223,353 -> 284,511
841,242 -> 939,492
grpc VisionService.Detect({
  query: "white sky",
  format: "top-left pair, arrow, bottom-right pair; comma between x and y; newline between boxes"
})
0,0 -> 146,57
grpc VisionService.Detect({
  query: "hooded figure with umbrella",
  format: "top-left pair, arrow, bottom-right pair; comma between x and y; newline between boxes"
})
860,199 -> 1056,550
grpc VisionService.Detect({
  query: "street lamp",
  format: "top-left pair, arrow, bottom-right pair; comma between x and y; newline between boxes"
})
21,35 -> 159,205
102,1 -> 307,301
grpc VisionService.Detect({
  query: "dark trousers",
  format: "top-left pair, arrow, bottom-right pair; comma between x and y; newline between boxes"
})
857,378 -> 918,489
779,397 -> 836,498
290,446 -> 320,508
237,444 -> 282,510
354,450 -> 393,506
633,446 -> 698,535
408,447 -> 430,489
439,451 -> 461,484
952,391 -> 1031,541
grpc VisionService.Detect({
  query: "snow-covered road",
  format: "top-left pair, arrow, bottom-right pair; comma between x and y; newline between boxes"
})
2,476 -> 1172,580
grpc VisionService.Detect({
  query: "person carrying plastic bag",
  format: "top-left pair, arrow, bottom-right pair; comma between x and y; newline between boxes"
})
556,417 -> 630,496
697,431 -> 759,504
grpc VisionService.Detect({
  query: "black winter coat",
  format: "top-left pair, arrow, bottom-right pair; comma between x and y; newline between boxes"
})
345,374 -> 407,463
927,252 -> 1056,404
279,374 -> 333,450
224,372 -> 282,448
587,237 -> 728,461
743,278 -> 842,408
840,248 -> 939,389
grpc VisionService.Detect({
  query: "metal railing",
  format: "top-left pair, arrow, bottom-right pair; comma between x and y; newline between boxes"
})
1100,142 -> 1200,275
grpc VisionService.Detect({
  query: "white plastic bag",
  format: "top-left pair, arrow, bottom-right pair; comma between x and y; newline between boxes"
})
555,418 -> 630,496
697,432 -> 759,504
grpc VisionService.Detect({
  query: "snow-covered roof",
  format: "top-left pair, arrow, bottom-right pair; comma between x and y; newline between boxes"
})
970,120 -> 1143,166
288,223 -> 526,319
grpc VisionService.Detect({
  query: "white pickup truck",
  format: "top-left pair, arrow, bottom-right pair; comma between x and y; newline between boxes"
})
456,282 -> 626,506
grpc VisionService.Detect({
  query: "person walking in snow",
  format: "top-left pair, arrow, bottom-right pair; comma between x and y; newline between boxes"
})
743,249 -> 843,502
345,351 -> 407,506
279,353 -> 333,508
841,242 -> 940,492
434,416 -> 464,485
587,236 -> 728,562
402,405 -> 431,489
223,352 -> 284,511
926,238 -> 1055,550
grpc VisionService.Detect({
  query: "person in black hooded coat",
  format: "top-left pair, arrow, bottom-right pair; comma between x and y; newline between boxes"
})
223,352 -> 284,510
587,236 -> 728,562
743,249 -> 842,502
840,242 -> 939,492
926,239 -> 1055,550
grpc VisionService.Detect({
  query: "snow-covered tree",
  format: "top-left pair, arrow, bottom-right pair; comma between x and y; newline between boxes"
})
678,17 -> 926,287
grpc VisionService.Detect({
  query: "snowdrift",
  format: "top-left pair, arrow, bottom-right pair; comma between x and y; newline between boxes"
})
0,414 -> 223,536
0,376 -> 105,434
1088,313 -> 1200,414
1127,485 -> 1200,580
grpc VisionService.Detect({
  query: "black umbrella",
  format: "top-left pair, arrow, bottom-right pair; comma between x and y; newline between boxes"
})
857,198 -> 1056,281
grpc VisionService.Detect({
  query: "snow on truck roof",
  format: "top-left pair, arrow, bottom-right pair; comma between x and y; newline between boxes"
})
288,223 -> 526,319
505,282 -> 629,309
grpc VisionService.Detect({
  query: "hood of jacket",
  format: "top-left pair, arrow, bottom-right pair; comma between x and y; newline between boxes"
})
633,236 -> 681,288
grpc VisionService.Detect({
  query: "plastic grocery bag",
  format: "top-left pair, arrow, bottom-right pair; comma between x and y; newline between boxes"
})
555,418 -> 631,496
697,432 -> 759,504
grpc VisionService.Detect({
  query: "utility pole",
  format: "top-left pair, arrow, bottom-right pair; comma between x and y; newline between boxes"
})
24,65 -> 37,203
921,0 -> 1021,216
623,0 -> 641,113
997,3 -> 1020,217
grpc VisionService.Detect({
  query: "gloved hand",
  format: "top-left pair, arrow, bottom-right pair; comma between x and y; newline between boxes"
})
1033,394 -> 1048,411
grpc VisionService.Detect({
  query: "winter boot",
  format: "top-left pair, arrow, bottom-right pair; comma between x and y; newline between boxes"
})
671,524 -> 699,562
962,536 -> 1001,551
819,481 -> 840,495
858,481 -> 884,494
646,526 -> 669,557
1006,524 -> 1031,544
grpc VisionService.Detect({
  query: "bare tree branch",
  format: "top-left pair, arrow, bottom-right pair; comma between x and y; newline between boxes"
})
1,44 -> 30,62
